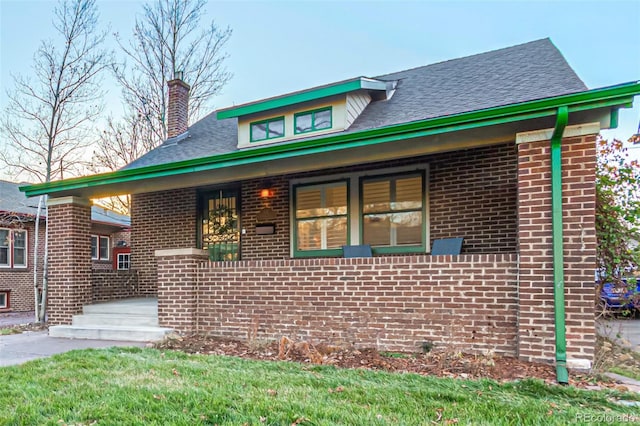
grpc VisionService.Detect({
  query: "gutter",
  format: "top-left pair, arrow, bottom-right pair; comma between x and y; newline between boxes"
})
20,81 -> 640,198
551,106 -> 569,384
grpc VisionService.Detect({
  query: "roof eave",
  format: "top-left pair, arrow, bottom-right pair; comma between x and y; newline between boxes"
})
216,77 -> 387,119
21,81 -> 640,198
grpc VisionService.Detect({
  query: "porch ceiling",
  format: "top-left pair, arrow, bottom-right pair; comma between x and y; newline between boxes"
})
20,82 -> 638,200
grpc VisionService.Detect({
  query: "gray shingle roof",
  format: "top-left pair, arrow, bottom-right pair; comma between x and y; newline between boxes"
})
0,180 -> 130,226
125,38 -> 587,170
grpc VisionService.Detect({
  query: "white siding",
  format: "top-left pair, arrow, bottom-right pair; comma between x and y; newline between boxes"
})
345,92 -> 371,129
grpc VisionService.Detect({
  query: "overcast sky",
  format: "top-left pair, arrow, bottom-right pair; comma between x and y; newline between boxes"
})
1,0 -> 639,175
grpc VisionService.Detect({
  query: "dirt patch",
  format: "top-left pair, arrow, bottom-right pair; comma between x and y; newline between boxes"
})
154,333 -> 619,389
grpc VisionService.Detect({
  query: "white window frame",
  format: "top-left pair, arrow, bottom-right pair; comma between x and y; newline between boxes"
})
290,164 -> 430,257
117,253 -> 131,270
12,229 -> 27,268
0,228 -> 28,269
0,228 -> 10,268
0,291 -> 8,309
91,235 -> 110,261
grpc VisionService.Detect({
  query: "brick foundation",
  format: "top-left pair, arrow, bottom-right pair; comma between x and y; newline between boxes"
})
47,197 -> 92,325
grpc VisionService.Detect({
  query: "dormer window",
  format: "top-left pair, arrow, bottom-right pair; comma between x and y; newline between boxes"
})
250,116 -> 285,142
294,107 -> 332,134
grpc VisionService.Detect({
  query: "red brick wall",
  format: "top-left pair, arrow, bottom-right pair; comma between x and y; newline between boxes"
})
112,230 -> 131,247
131,189 -> 197,295
429,143 -> 517,252
240,176 -> 291,260
90,228 -> 131,271
47,199 -> 92,325
177,254 -> 519,354
92,270 -> 139,302
237,143 -> 517,260
167,79 -> 190,138
517,135 -> 596,363
0,220 -> 45,312
132,143 -> 517,294
157,250 -> 208,331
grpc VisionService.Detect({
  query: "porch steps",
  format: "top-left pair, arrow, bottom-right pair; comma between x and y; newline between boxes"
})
48,298 -> 172,342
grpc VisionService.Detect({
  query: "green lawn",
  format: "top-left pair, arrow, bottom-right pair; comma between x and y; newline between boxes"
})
1,347 -> 639,425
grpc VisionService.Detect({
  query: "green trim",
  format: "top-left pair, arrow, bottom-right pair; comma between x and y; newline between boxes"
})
359,171 -> 427,253
551,106 -> 569,385
292,179 -> 350,258
294,107 -> 333,135
21,82 -> 640,198
293,248 -> 344,258
610,108 -> 619,129
217,78 -> 386,119
249,116 -> 285,142
371,246 -> 425,255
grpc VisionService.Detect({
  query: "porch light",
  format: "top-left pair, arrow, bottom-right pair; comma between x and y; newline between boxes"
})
259,180 -> 274,198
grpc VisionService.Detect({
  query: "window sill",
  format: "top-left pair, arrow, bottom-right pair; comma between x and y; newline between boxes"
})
293,248 -> 344,258
370,246 -> 427,255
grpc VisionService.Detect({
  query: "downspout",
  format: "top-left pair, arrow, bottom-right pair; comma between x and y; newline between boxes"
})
551,106 -> 569,384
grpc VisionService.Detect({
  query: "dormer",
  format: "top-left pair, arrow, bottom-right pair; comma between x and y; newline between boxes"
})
216,77 -> 396,149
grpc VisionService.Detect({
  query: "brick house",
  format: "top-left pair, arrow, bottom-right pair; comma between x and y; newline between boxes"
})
21,39 -> 640,380
0,180 -> 131,312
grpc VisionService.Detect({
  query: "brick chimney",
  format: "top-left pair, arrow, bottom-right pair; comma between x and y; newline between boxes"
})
166,71 -> 190,138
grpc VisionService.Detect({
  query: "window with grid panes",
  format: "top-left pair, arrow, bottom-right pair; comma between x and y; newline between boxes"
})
361,173 -> 424,249
294,181 -> 348,255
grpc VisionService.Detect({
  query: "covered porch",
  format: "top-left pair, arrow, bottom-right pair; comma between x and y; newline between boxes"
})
22,103 -> 611,368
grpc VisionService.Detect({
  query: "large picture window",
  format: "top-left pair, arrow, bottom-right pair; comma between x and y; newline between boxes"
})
294,181 -> 348,256
361,173 -> 424,252
0,228 -> 27,268
291,166 -> 428,258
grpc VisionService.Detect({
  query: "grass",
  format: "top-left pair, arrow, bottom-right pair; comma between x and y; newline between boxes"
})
0,328 -> 19,335
1,348 -> 639,425
610,366 -> 640,381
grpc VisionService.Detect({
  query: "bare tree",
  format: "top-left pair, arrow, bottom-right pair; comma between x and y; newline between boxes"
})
0,0 -> 110,322
0,0 -> 110,183
91,114 -> 157,213
113,0 -> 232,146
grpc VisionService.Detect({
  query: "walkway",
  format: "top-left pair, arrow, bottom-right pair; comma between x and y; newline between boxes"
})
597,319 -> 640,351
0,331 -> 147,366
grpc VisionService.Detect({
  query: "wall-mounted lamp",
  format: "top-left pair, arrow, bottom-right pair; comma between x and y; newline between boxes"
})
260,188 -> 274,198
259,180 -> 274,198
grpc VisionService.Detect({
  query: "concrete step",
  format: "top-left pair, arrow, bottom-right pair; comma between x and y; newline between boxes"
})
49,325 -> 173,342
83,299 -> 157,316
72,313 -> 158,327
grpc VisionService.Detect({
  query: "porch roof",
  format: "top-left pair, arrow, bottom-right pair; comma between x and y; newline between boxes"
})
20,81 -> 640,199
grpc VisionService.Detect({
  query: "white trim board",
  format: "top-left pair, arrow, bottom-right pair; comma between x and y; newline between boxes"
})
515,122 -> 600,145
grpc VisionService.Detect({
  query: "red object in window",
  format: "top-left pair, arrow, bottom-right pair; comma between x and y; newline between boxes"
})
112,247 -> 131,270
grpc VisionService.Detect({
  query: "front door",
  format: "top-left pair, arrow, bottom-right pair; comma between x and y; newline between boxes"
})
200,188 -> 240,261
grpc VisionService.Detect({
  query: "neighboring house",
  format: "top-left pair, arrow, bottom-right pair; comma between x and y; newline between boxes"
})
0,180 -> 130,312
21,39 -> 640,376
